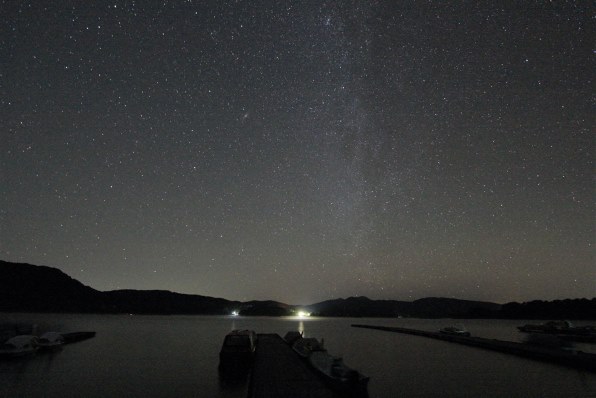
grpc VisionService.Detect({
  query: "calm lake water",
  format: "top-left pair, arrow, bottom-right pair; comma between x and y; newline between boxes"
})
1,313 -> 595,398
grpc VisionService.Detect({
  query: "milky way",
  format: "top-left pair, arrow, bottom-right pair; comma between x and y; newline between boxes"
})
1,1 -> 593,303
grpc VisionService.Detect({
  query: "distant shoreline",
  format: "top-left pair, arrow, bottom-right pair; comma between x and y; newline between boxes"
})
2,260 -> 595,320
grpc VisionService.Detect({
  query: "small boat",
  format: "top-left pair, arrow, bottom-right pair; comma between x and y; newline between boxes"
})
219,330 -> 257,362
0,335 -> 39,358
0,323 -> 38,343
309,350 -> 369,396
283,331 -> 303,345
518,320 -> 573,333
38,332 -> 64,350
439,325 -> 471,337
292,337 -> 325,358
517,320 -> 594,334
60,331 -> 96,344
517,321 -> 596,342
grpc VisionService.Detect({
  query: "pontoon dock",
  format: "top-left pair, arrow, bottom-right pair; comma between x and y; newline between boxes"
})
351,324 -> 596,373
248,334 -> 343,398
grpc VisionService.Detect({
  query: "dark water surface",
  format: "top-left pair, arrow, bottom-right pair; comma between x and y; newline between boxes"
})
1,313 -> 595,398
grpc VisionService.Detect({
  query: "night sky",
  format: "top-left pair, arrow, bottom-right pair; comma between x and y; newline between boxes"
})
1,1 -> 593,304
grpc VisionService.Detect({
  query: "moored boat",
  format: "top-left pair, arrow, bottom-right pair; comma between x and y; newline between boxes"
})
0,323 -> 38,343
219,330 -> 257,362
0,335 -> 39,358
517,321 -> 596,343
292,337 -> 325,358
309,349 -> 369,396
283,330 -> 303,345
38,332 -> 64,350
518,320 -> 572,333
439,325 -> 471,337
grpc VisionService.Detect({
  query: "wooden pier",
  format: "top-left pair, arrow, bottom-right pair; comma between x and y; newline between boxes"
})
352,324 -> 596,373
248,334 -> 342,398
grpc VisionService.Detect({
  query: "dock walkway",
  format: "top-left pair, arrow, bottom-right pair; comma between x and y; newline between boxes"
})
249,334 -> 341,398
352,324 -> 596,372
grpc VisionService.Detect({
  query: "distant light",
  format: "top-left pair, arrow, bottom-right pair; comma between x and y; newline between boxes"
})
297,311 -> 311,317
231,311 -> 239,316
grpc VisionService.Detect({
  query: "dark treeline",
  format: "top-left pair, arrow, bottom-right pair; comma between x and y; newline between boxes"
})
494,299 -> 596,320
310,297 -> 596,320
1,261 -> 594,319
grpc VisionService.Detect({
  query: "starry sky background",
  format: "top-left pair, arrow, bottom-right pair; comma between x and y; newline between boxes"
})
1,1 -> 593,304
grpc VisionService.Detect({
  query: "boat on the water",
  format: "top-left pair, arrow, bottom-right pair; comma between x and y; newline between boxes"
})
309,350 -> 369,396
291,335 -> 369,395
0,323 -> 38,343
219,330 -> 257,362
439,325 -> 471,337
283,330 -> 303,345
518,320 -> 570,333
38,332 -> 64,350
292,337 -> 325,358
0,335 -> 39,358
517,321 -> 596,342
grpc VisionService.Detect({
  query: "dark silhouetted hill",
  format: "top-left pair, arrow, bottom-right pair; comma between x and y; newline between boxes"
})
0,260 -> 100,312
102,290 -> 239,314
409,297 -> 501,318
1,261 -> 594,319
306,296 -> 501,318
239,300 -> 293,316
0,261 -> 237,314
307,296 -> 407,317
499,299 -> 596,320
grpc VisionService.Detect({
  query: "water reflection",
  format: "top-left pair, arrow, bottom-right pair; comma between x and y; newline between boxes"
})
2,315 -> 594,398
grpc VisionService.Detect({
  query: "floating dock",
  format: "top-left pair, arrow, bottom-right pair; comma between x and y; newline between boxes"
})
248,334 -> 342,398
352,324 -> 596,373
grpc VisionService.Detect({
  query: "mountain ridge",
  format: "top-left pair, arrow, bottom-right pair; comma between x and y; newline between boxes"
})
1,260 -> 594,319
